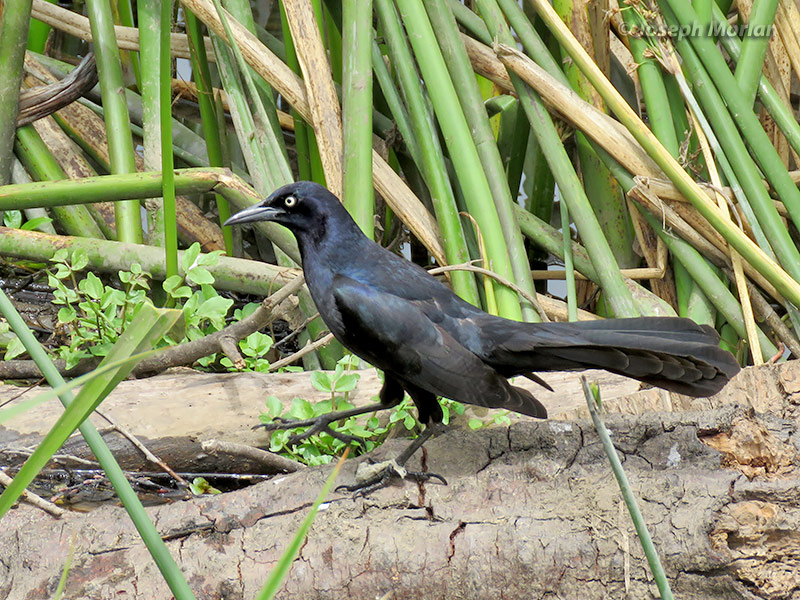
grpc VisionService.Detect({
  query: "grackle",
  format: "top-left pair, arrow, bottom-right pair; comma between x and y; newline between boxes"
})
226,182 -> 740,493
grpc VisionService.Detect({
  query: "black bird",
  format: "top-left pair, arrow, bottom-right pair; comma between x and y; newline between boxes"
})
226,182 -> 740,491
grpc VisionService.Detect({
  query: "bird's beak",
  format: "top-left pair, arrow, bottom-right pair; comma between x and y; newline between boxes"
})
224,203 -> 284,226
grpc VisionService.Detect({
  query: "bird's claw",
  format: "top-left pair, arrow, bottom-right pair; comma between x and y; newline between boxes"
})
255,414 -> 368,450
336,459 -> 447,497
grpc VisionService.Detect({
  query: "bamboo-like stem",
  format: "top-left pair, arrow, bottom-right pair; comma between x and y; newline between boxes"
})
138,0 -> 166,247
395,0 -> 522,319
447,0 -> 492,44
14,126 -> 106,238
735,0 -> 780,106
713,5 -> 800,162
0,0 -> 32,184
581,378 -> 676,600
523,0 -> 800,308
283,0 -> 343,197
486,46 -> 639,315
690,111 -> 763,364
640,210 -> 776,360
496,100 -> 529,203
0,226 -> 298,295
617,2 -> 680,156
560,198 -> 578,321
552,0 -> 637,271
514,205 -> 599,282
659,0 -> 800,236
9,159 -> 56,234
342,0 -> 375,237
185,9 -> 233,255
374,0 -> 479,305
158,0 -> 178,280
224,0 -> 291,181
85,0 -> 142,243
428,0 -> 539,321
180,0 -> 446,263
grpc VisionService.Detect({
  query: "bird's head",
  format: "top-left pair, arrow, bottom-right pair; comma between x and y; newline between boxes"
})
224,181 -> 342,236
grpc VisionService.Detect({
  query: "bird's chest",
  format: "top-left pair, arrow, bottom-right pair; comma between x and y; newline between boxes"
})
302,261 -> 357,338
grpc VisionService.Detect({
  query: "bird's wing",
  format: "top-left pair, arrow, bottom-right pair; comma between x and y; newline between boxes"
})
331,275 -> 547,418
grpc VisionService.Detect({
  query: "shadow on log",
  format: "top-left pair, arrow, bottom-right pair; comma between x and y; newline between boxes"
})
2,362 -> 800,599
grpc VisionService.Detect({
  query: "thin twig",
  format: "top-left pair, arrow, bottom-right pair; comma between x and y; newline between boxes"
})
268,333 -> 335,372
429,262 -> 550,322
0,469 -> 65,517
95,410 -> 188,487
133,273 -> 306,375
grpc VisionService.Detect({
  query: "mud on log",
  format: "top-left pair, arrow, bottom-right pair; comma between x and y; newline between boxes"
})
2,361 -> 800,599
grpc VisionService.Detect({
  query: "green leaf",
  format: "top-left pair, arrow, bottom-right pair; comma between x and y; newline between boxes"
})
186,267 -> 215,286
194,295 -> 233,324
181,242 -> 202,273
3,211 -> 22,228
20,216 -> 53,231
71,249 -> 89,272
53,264 -> 71,280
337,354 -> 361,368
288,397 -> 314,420
269,430 -> 290,452
332,372 -> 359,393
4,336 -> 26,360
196,249 -> 224,267
51,249 -> 69,264
79,272 -> 104,300
57,306 -> 77,323
310,370 -> 332,393
241,331 -> 273,356
162,275 -> 184,295
234,302 -> 260,321
265,395 -> 284,419
189,477 -> 221,495
468,418 -> 484,430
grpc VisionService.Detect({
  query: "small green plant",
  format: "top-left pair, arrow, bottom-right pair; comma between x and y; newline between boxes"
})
259,357 -> 481,466
41,244 -> 236,369
309,356 -> 360,409
3,210 -> 52,232
219,331 -> 274,371
0,319 -> 26,360
48,249 -> 151,368
468,410 -> 512,430
189,476 -> 222,495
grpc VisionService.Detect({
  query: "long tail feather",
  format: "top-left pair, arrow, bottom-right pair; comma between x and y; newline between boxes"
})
493,317 -> 740,397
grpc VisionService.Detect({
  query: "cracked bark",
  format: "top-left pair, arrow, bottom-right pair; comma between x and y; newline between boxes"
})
2,362 -> 800,599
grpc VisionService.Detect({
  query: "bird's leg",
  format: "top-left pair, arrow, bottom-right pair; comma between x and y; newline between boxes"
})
255,374 -> 405,448
336,386 -> 448,496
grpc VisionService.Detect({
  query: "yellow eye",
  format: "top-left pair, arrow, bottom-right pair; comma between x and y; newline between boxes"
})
284,195 -> 297,208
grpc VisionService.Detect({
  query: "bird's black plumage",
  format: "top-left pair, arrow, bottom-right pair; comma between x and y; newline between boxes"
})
226,182 -> 740,424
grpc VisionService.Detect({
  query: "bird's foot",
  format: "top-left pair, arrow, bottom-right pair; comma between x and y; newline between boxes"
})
256,403 -> 386,448
336,422 -> 447,496
336,458 -> 447,496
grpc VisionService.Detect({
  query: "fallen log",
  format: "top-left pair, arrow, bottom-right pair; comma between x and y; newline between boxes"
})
2,362 -> 800,599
